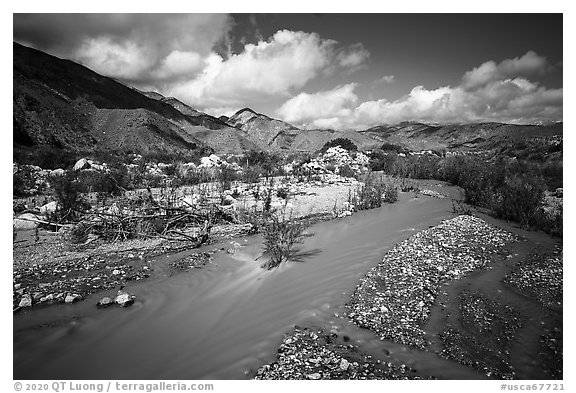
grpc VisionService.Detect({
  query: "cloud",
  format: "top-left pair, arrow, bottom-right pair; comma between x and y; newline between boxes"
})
166,30 -> 370,107
374,74 -> 396,86
336,43 -> 370,69
276,84 -> 358,128
14,14 -> 232,83
461,51 -> 552,89
276,52 -> 562,129
14,15 -> 369,109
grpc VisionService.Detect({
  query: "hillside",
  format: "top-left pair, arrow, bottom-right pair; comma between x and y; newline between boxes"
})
226,108 -> 301,150
13,42 -> 205,154
360,121 -> 563,153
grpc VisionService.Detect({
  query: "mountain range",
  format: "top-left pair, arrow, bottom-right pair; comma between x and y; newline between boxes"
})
13,41 -> 562,157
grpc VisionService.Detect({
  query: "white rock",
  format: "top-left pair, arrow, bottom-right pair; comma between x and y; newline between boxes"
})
39,201 -> 59,215
19,294 -> 32,308
13,213 -> 42,230
115,291 -> 135,307
73,158 -> 90,171
339,358 -> 350,371
65,294 -> 82,304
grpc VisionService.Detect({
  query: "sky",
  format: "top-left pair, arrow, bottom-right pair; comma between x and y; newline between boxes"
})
13,13 -> 563,130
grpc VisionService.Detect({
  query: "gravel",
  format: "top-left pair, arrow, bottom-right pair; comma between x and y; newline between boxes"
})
253,326 -> 430,380
504,246 -> 563,309
439,291 -> 523,379
346,215 -> 517,348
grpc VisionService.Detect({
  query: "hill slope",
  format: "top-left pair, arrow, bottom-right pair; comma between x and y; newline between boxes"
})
360,122 -> 563,152
13,42 -> 207,154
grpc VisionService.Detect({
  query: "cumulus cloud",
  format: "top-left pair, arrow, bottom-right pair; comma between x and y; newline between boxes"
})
166,30 -> 370,107
14,15 -> 370,109
461,51 -> 552,89
276,52 -> 562,130
14,14 -> 232,83
276,84 -> 358,127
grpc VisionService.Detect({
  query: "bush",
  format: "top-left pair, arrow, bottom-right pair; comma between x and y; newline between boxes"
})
13,146 -> 80,170
217,166 -> 238,191
369,150 -> 397,173
321,138 -> 357,152
338,164 -> 356,178
48,171 -> 88,222
241,165 -> 263,183
13,166 -> 36,197
380,143 -> 407,154
261,211 -> 309,270
350,173 -> 397,210
491,175 -> 546,228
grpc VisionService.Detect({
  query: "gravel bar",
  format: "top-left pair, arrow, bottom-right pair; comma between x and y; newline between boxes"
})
254,326 -> 429,380
346,215 -> 517,349
504,246 -> 563,309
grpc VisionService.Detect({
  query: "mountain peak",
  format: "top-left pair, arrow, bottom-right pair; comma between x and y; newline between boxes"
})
232,107 -> 258,117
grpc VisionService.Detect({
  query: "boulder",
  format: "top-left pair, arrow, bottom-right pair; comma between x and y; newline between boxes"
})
222,194 -> 236,206
73,158 -> 90,171
115,290 -> 135,307
50,168 -> 65,176
18,294 -> 32,308
39,201 -> 59,215
65,293 -> 82,304
96,296 -> 114,308
13,213 -> 42,230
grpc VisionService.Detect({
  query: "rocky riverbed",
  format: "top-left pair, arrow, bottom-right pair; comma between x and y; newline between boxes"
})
346,215 -> 517,349
253,326 -> 429,380
254,214 -> 562,380
12,237 -> 212,310
504,246 -> 563,310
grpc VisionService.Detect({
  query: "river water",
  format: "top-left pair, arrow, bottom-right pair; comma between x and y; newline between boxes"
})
14,189 -> 461,379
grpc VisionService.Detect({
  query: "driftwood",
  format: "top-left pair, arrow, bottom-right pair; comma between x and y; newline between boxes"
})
64,188 -> 230,247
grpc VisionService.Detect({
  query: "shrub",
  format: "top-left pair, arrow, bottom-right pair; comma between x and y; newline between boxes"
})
217,166 -> 238,191
338,164 -> 356,178
321,138 -> 357,152
13,146 -> 80,170
261,211 -> 309,270
350,173 -> 397,210
380,143 -> 407,154
241,165 -> 263,183
277,186 -> 290,200
13,166 -> 37,197
48,171 -> 87,222
369,150 -> 397,173
491,175 -> 546,228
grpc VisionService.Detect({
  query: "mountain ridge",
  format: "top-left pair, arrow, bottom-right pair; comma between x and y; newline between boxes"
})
13,41 -> 562,157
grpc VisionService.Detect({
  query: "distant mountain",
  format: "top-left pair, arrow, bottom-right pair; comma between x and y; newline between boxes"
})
226,108 -> 301,150
139,92 -> 232,130
360,122 -> 563,152
13,42 -> 562,158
